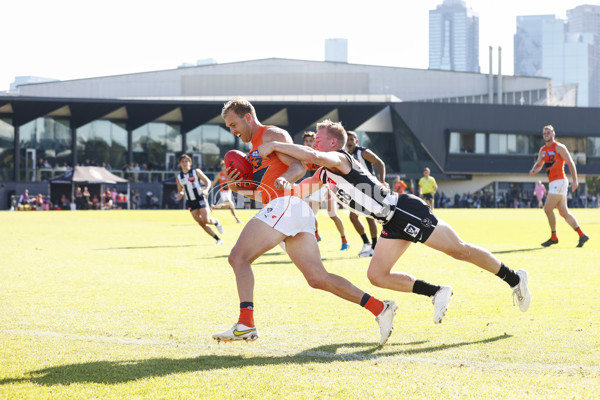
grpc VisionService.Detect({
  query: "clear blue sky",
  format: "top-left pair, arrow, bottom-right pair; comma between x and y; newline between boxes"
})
1,0 -> 593,91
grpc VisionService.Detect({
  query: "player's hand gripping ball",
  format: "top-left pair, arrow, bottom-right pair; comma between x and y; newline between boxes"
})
224,150 -> 256,189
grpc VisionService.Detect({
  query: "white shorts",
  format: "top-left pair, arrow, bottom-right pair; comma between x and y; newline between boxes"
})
218,190 -> 232,204
306,186 -> 329,203
548,179 -> 568,196
254,195 -> 316,237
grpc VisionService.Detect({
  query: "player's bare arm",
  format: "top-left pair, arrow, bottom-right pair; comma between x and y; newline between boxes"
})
261,128 -> 306,190
293,172 -> 324,198
176,180 -> 184,200
529,149 -> 544,176
556,144 -> 579,191
362,149 -> 386,183
259,142 -> 350,174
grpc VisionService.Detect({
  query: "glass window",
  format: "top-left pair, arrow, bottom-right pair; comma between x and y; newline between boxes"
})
186,124 -> 240,171
588,137 -> 600,157
0,118 -> 15,181
132,122 -> 181,170
19,117 -> 71,180
449,131 -> 486,154
77,120 -> 127,169
490,133 -> 536,155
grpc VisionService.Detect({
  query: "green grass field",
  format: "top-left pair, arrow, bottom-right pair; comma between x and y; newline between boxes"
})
1,207 -> 599,399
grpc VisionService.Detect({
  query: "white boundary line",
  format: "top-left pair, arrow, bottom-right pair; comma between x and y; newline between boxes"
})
2,329 -> 599,375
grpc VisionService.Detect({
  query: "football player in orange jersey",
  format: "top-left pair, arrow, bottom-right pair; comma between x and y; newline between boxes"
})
529,125 -> 589,248
212,97 -> 396,345
211,160 -> 242,223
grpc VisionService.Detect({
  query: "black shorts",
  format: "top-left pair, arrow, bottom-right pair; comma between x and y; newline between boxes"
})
380,194 -> 438,243
186,196 -> 207,211
422,192 -> 434,202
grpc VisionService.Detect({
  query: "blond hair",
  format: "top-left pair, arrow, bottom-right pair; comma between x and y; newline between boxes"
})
221,97 -> 257,120
316,120 -> 347,149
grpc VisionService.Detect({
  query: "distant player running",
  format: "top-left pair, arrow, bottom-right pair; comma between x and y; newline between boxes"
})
211,160 -> 242,224
259,119 -> 531,324
212,97 -> 396,345
176,154 -> 224,245
529,125 -> 589,248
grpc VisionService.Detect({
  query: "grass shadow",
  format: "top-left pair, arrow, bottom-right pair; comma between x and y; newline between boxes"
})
493,248 -> 544,255
0,335 -> 510,386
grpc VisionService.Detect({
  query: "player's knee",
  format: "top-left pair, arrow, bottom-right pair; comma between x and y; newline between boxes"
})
367,269 -> 386,287
228,250 -> 246,269
304,273 -> 328,290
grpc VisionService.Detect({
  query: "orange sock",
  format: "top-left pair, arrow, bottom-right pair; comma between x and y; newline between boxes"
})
341,236 -> 348,243
315,231 -> 320,239
364,296 -> 385,316
575,227 -> 585,238
551,231 -> 558,241
238,308 -> 254,327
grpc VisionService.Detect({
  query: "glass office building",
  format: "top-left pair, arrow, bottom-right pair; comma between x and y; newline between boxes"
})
429,0 -> 480,73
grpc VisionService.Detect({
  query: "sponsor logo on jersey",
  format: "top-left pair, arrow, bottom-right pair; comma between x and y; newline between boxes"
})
381,229 -> 389,237
250,150 -> 260,157
404,223 -> 420,237
188,176 -> 195,182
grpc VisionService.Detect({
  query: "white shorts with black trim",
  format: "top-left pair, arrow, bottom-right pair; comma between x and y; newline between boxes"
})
254,195 -> 316,237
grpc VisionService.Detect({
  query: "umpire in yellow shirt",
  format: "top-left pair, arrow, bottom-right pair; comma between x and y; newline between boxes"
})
418,167 -> 438,209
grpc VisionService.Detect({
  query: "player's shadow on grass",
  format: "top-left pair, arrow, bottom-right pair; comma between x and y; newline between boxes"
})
94,244 -> 199,250
0,334 -> 510,387
493,248 -> 544,255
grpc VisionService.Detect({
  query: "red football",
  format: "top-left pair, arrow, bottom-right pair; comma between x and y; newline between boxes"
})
224,150 -> 256,189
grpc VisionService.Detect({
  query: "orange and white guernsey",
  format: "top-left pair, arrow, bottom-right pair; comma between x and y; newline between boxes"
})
249,126 -> 292,204
541,141 -> 567,182
217,171 -> 229,192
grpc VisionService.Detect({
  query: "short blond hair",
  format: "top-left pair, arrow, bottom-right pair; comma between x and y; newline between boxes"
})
316,120 -> 347,150
221,97 -> 257,120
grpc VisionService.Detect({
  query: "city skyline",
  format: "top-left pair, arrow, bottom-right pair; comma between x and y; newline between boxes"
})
1,0 -> 594,92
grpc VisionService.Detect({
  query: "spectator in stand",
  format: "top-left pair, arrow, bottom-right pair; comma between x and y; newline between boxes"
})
82,186 -> 91,210
19,189 -> 30,206
393,176 -> 408,194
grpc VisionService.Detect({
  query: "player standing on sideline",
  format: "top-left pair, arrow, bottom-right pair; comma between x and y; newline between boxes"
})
418,167 -> 437,209
345,131 -> 385,257
211,160 -> 242,223
176,154 -> 224,245
302,131 -> 349,251
258,120 -> 531,324
529,125 -> 590,248
394,176 -> 408,194
213,97 -> 396,345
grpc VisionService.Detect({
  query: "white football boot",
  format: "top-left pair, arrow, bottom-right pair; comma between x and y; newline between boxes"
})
432,285 -> 453,324
375,300 -> 397,345
212,323 -> 259,342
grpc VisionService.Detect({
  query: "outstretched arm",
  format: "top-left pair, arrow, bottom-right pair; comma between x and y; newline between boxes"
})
258,142 -> 350,174
529,149 -> 544,176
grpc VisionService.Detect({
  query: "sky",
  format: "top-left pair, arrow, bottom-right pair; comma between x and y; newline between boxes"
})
1,0 -> 596,92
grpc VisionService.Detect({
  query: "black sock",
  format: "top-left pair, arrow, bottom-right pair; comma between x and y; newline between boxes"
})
496,263 -> 520,287
360,293 -> 371,307
360,234 -> 369,244
371,237 -> 378,249
214,235 -> 220,240
240,302 -> 254,309
413,280 -> 441,297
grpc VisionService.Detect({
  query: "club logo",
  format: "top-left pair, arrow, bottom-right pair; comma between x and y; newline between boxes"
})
422,218 -> 432,228
404,223 -> 420,237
